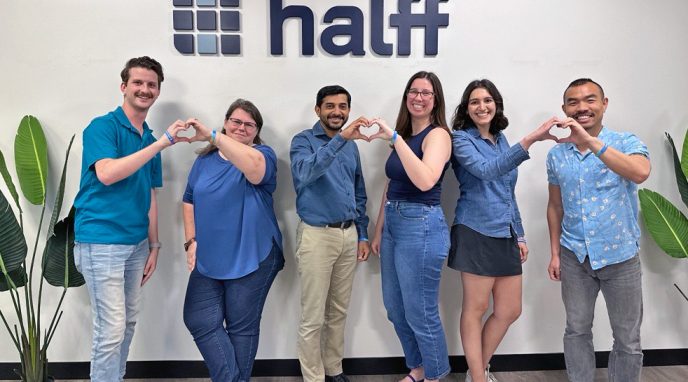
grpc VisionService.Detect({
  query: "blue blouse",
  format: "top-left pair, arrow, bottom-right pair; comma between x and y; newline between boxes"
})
451,126 -> 530,238
183,146 -> 282,279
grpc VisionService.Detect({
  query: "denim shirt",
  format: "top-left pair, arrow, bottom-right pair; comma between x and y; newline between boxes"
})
451,127 -> 530,238
290,122 -> 369,240
546,127 -> 649,270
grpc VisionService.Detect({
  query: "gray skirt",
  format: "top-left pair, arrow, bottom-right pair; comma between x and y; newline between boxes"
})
447,224 -> 522,276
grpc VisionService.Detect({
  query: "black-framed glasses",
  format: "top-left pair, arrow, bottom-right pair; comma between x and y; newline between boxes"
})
407,88 -> 434,99
228,117 -> 258,131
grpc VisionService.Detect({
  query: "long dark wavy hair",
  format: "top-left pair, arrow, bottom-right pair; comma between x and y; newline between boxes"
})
394,71 -> 449,140
451,79 -> 509,135
197,98 -> 263,156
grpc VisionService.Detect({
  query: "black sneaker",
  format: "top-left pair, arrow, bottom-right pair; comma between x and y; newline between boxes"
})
325,373 -> 350,382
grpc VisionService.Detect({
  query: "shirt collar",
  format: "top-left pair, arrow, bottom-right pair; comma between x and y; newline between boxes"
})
114,106 -> 151,135
466,125 -> 502,142
312,121 -> 330,138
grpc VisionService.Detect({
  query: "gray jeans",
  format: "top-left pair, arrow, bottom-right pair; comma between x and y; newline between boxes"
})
560,247 -> 643,382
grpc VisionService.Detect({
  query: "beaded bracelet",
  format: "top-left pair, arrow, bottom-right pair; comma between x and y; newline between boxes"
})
164,131 -> 175,145
391,131 -> 398,144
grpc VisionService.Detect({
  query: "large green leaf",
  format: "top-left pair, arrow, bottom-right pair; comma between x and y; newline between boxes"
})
0,265 -> 28,291
42,207 -> 84,288
14,115 -> 48,205
0,150 -> 22,214
666,132 -> 688,209
682,128 -> 688,180
639,188 -> 688,258
0,189 -> 28,272
46,135 -> 75,239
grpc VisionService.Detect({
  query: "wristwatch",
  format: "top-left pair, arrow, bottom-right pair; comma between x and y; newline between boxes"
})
184,237 -> 196,251
149,242 -> 162,249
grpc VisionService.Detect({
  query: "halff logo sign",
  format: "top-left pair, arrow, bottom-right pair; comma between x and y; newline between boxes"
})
173,0 -> 450,57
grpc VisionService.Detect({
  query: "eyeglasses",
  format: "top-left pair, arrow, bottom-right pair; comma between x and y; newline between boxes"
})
228,117 -> 258,131
407,89 -> 434,99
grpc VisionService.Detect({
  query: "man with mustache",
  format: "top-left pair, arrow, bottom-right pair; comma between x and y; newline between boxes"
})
546,78 -> 651,382
290,85 -> 371,382
74,56 -> 188,381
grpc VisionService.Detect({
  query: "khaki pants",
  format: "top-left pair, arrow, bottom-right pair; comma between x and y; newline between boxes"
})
296,221 -> 358,382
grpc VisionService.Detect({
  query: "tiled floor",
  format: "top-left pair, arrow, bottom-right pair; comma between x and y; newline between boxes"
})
31,365 -> 688,381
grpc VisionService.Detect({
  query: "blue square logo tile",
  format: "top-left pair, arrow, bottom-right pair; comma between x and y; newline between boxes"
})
197,0 -> 216,7
221,34 -> 240,55
220,0 -> 240,7
173,0 -> 193,6
174,34 -> 195,54
197,10 -> 217,31
173,10 -> 194,31
198,34 -> 218,54
220,11 -> 240,31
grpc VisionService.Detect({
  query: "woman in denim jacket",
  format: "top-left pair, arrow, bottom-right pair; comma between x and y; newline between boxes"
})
449,79 -> 557,382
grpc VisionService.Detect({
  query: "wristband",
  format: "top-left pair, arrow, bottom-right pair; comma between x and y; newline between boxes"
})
517,237 -> 527,244
391,131 -> 398,144
595,143 -> 609,157
149,242 -> 162,249
164,131 -> 175,145
211,130 -> 217,145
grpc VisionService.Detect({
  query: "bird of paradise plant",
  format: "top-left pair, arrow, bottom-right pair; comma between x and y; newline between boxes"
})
638,129 -> 688,302
0,116 -> 83,381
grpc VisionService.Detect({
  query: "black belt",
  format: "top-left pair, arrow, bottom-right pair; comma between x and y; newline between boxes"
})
325,220 -> 354,229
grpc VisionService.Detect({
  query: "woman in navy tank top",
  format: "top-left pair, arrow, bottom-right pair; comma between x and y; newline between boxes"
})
369,71 -> 452,382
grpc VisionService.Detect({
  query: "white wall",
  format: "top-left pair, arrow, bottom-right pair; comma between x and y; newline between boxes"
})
1,0 -> 687,362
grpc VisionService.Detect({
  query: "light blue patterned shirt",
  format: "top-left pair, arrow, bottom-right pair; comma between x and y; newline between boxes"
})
546,127 -> 649,270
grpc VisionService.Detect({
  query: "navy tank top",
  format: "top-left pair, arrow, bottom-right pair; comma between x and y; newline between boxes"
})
385,125 -> 448,205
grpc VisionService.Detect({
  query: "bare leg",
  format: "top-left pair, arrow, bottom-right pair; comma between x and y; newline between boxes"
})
481,275 -> 522,367
460,272 -> 495,382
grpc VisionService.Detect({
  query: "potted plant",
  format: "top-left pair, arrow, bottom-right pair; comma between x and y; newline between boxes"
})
639,128 -> 688,301
0,115 -> 84,381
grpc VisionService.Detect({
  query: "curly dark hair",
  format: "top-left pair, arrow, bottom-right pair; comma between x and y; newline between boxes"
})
120,56 -> 164,86
451,79 -> 508,135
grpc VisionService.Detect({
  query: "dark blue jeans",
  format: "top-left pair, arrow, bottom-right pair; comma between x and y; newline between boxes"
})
381,201 -> 451,380
183,244 -> 284,382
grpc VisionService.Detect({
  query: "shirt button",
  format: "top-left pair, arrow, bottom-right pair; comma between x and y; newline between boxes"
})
592,261 -> 598,266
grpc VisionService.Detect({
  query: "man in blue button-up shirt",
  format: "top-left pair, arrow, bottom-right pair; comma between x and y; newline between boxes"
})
290,85 -> 371,382
546,78 -> 651,382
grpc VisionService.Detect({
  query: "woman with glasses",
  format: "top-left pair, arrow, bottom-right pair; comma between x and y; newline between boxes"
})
181,99 -> 284,382
370,71 -> 452,382
449,80 -> 556,382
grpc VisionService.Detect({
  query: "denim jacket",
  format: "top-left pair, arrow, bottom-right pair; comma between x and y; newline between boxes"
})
451,127 -> 530,238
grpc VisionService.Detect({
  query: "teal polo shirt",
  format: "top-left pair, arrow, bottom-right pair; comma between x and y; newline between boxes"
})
74,106 -> 163,245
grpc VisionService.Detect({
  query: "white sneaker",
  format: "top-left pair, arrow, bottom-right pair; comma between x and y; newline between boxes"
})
465,367 -> 498,382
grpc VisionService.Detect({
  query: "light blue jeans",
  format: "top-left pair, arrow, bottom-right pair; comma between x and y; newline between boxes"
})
380,201 -> 451,380
75,240 -> 149,382
560,247 -> 643,382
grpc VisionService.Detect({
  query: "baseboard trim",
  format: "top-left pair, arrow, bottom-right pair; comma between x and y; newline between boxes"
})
1,349 -> 686,379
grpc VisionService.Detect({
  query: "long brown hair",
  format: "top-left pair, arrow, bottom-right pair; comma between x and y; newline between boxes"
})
394,71 -> 449,140
197,98 -> 264,156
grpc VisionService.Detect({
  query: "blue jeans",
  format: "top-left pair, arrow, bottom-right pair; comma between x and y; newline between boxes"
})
74,240 -> 149,382
560,247 -> 643,382
380,201 -> 450,380
183,244 -> 284,382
